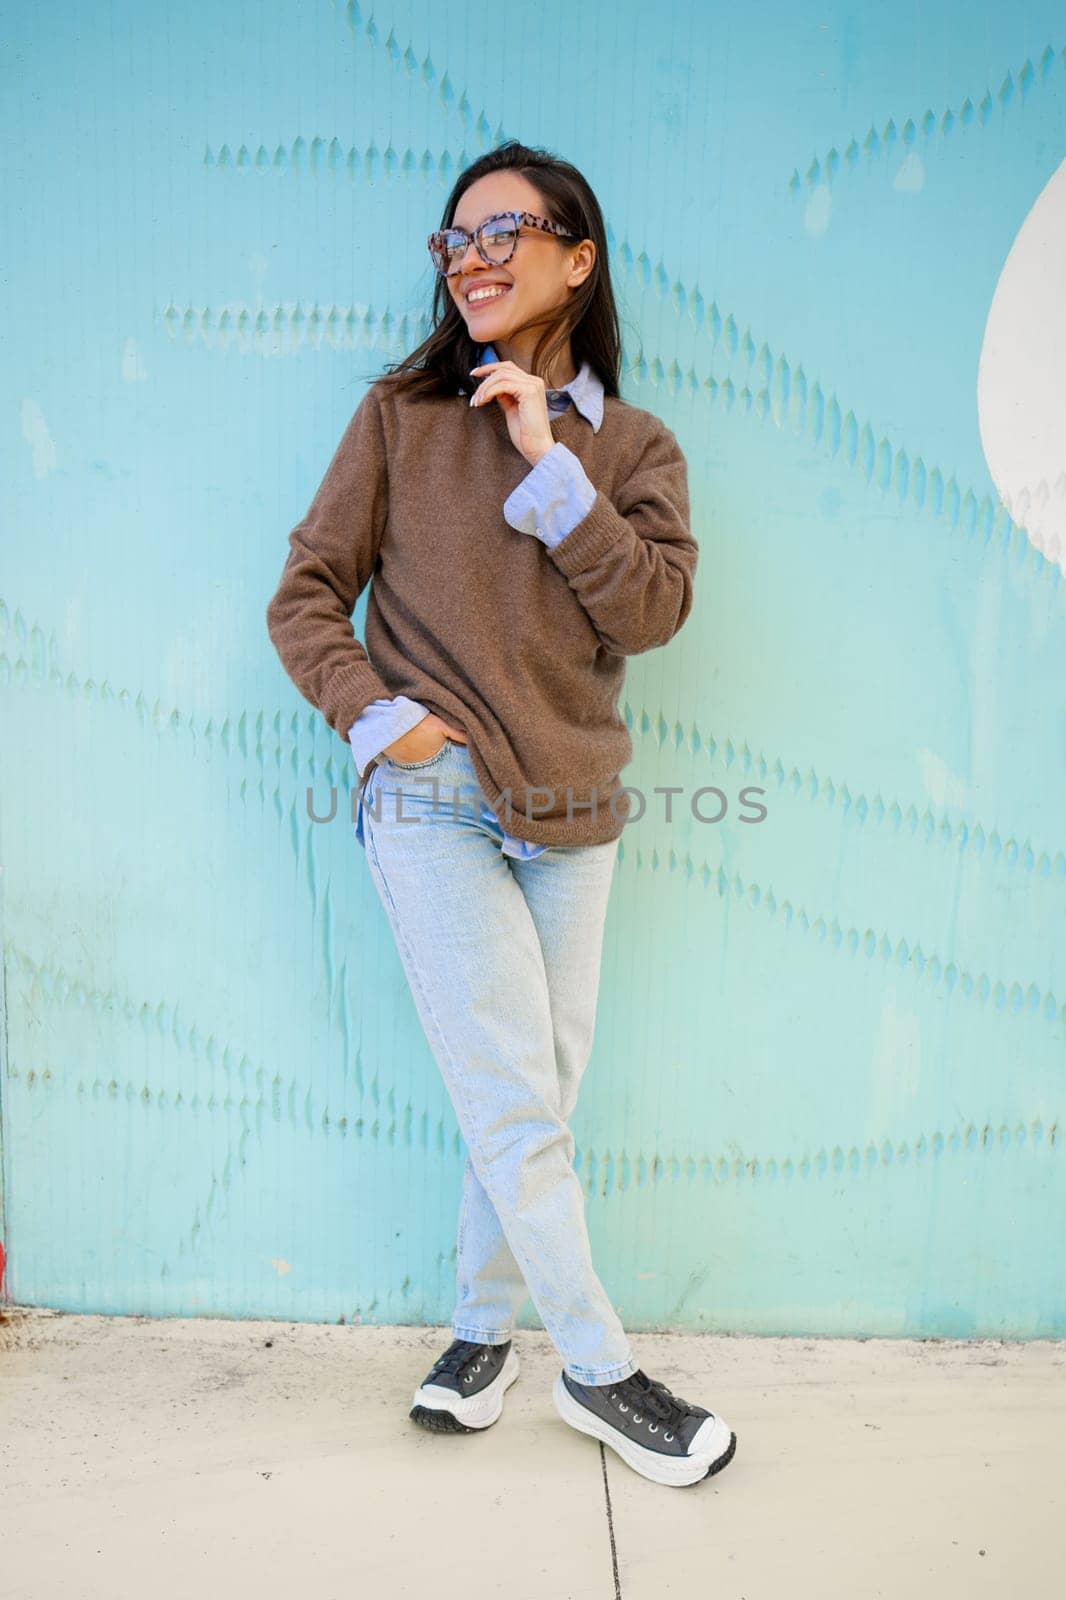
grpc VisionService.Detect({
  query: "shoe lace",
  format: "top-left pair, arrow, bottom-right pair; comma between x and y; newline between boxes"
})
431,1339 -> 486,1380
615,1370 -> 692,1429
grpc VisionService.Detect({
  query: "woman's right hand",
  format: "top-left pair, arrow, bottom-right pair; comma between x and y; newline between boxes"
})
383,711 -> 468,764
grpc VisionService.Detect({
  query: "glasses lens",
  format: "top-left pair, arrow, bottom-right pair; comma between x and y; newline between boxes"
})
428,231 -> 463,275
480,216 -> 518,262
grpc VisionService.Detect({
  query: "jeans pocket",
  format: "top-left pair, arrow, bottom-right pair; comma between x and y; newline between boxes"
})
387,736 -> 453,771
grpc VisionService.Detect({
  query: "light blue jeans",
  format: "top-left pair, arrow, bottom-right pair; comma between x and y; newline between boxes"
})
358,735 -> 638,1385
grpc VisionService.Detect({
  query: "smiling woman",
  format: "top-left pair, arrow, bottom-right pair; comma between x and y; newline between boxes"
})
376,140 -> 620,403
265,138 -> 732,1490
434,198 -> 588,389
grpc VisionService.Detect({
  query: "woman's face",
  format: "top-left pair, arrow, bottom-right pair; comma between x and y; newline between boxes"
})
444,172 -> 593,364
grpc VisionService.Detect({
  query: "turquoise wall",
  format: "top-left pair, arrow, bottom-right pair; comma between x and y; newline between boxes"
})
2,2 -> 1063,1336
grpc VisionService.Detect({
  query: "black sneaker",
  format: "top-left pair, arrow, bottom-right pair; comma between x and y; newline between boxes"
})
552,1366 -> 737,1487
410,1338 -> 520,1433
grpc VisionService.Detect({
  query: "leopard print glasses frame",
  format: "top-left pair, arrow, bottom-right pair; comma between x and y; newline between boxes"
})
427,210 -> 579,278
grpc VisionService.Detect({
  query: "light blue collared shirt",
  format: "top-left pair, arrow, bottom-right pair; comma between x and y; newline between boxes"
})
351,343 -> 604,859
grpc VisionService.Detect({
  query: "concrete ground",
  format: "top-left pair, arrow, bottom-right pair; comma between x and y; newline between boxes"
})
0,1308 -> 1061,1599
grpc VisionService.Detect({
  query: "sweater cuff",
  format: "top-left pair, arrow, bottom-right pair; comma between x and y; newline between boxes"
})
321,660 -> 394,740
541,489 -> 629,578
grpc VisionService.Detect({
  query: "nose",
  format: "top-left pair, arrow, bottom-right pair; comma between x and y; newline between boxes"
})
454,234 -> 486,279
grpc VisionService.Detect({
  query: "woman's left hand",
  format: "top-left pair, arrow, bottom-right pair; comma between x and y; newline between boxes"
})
469,360 -> 555,467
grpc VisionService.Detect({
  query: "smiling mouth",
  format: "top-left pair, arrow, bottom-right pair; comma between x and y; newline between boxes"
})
465,286 -> 512,308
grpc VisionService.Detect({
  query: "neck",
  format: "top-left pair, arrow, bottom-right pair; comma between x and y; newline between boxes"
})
487,333 -> 578,389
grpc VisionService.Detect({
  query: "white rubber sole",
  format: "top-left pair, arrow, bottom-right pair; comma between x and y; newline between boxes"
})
552,1372 -> 737,1487
411,1346 -> 521,1430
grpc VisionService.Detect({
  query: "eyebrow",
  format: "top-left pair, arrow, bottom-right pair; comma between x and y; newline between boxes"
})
450,209 -> 512,232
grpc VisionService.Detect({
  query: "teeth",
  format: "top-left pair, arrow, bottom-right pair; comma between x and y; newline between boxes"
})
468,286 -> 509,303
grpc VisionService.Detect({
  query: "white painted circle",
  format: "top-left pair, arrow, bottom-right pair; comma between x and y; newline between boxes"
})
977,158 -> 1066,571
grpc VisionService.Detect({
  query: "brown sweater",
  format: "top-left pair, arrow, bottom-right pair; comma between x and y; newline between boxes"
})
265,377 -> 698,847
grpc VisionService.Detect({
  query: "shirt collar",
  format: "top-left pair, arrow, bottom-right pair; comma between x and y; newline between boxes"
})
479,343 -> 603,433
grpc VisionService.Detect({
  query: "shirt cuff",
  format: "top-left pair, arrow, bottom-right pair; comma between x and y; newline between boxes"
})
347,696 -> 431,775
502,442 -> 597,548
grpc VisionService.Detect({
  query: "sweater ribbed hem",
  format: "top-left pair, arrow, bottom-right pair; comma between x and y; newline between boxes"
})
462,739 -> 631,849
321,660 -> 393,741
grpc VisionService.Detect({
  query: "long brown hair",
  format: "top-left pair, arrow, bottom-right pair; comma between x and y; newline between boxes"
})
364,139 -> 622,401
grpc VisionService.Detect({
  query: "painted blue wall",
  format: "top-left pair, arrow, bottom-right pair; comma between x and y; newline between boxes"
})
1,1 -> 1063,1335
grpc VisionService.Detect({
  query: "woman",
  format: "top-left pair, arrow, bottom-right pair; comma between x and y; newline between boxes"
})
266,139 -> 737,1489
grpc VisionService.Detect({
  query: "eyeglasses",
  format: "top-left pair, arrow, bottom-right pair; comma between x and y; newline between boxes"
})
427,210 -> 578,278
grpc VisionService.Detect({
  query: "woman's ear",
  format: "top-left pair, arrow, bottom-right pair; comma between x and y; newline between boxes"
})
567,239 -> 596,289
